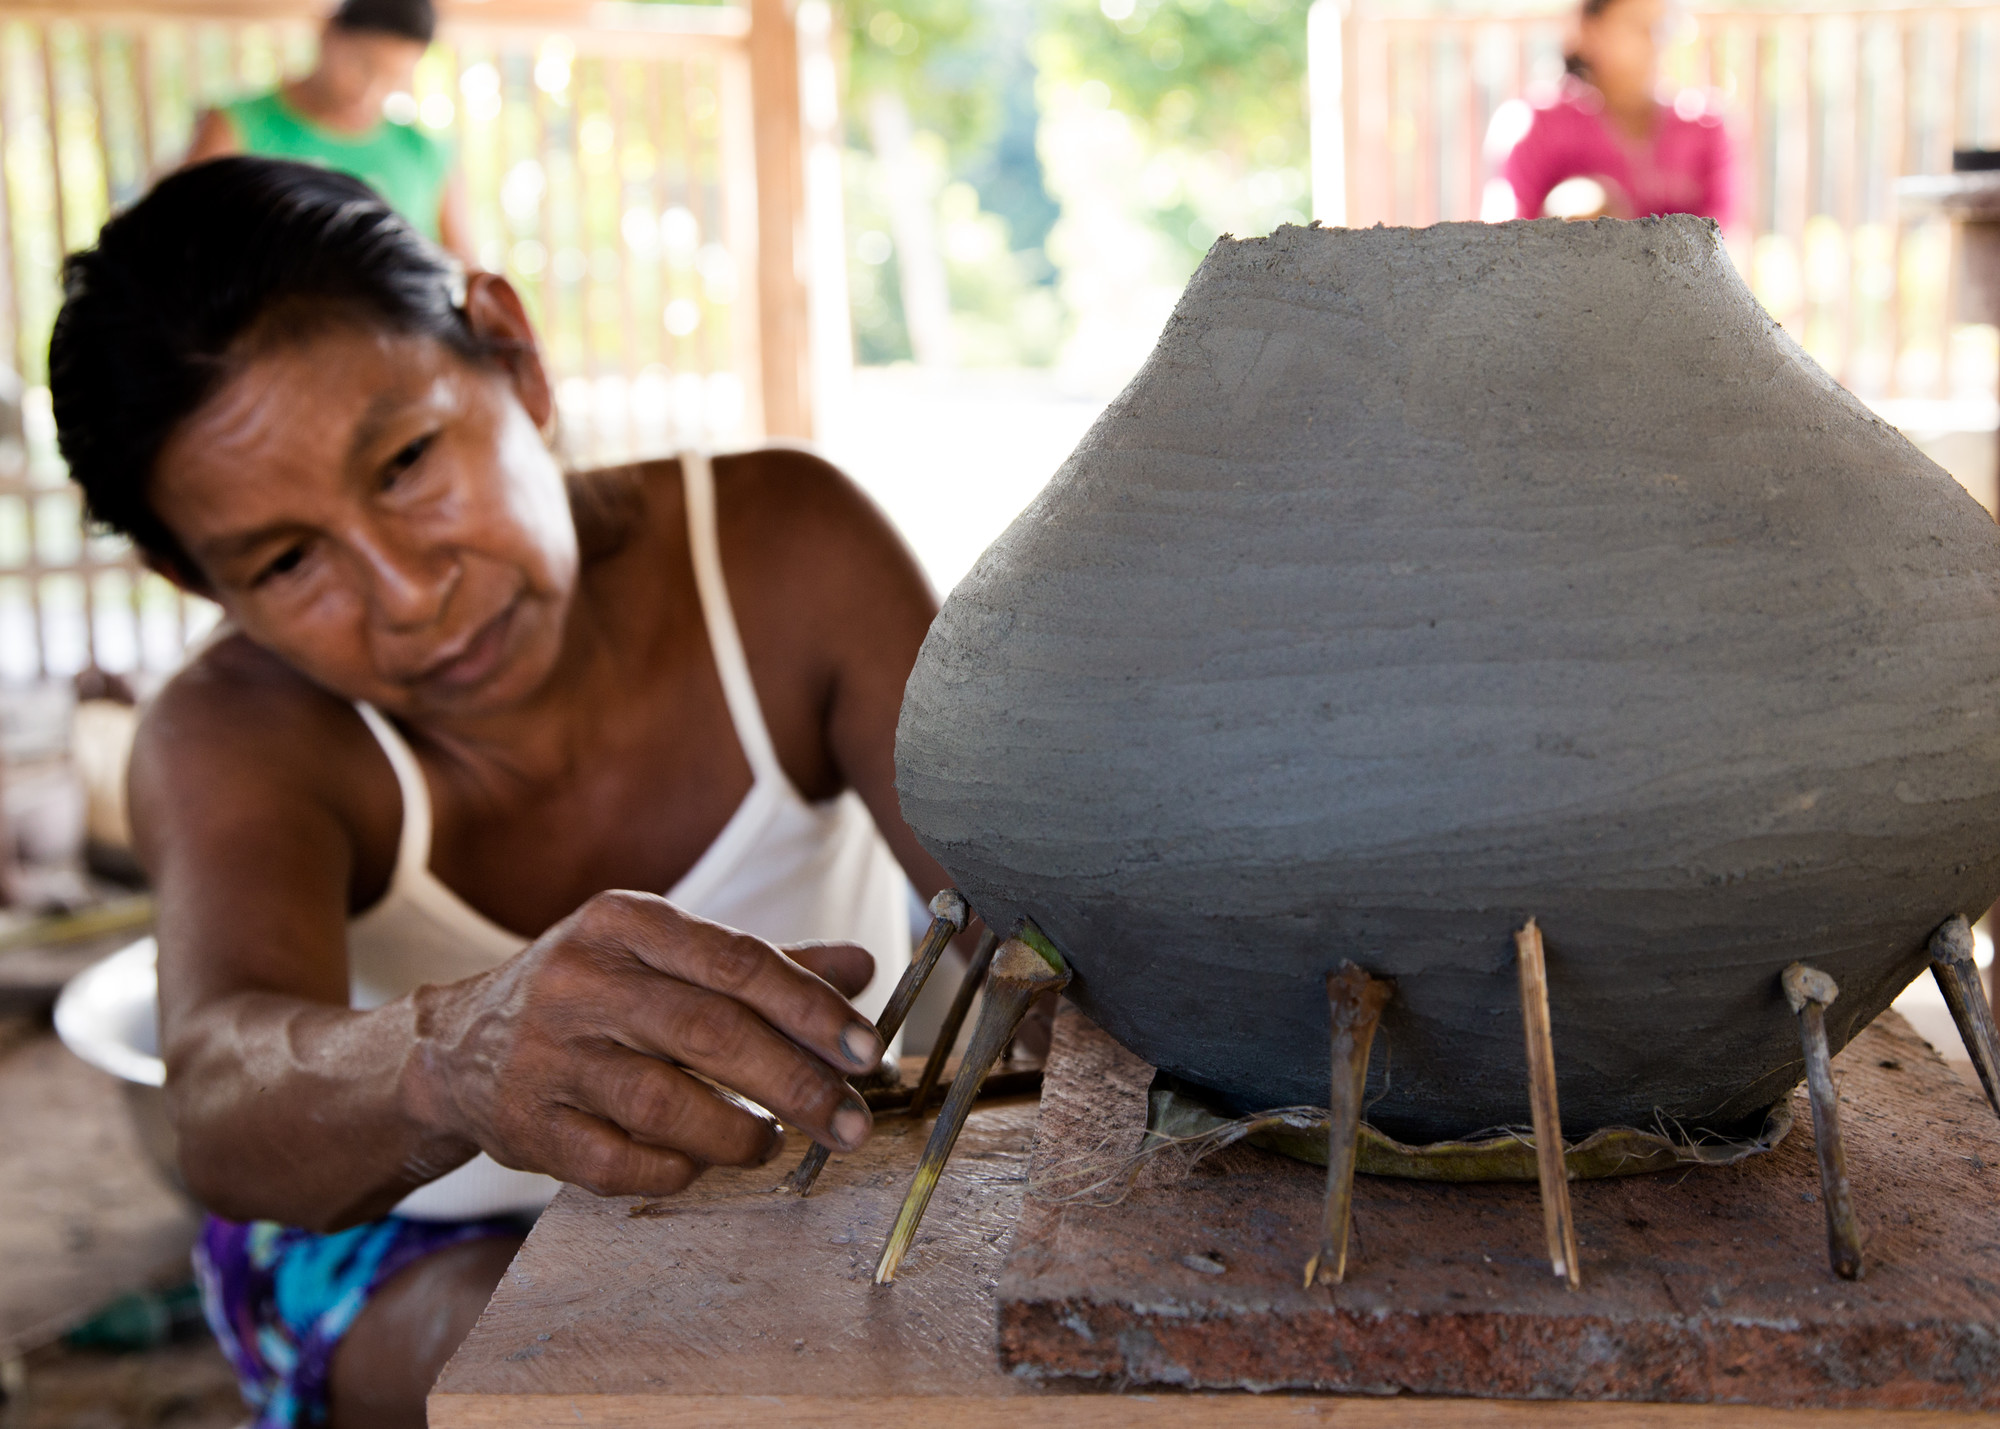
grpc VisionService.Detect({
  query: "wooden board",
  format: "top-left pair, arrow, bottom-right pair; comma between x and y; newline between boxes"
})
0,1029 -> 198,1357
430,1097 -> 1041,1426
1001,1005 -> 2000,1411
433,1008 -> 2000,1426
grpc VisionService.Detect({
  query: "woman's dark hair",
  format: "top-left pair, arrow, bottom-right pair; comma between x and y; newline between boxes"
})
50,157 -> 475,572
332,0 -> 436,44
1563,0 -> 1619,77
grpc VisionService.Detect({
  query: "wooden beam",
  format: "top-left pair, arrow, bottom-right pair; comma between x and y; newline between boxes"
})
0,0 -> 750,41
746,0 -> 810,439
431,1394 -> 2000,1427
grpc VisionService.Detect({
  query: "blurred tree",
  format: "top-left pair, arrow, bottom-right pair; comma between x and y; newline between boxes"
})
842,0 -> 1064,365
1036,0 -> 1310,269
962,0 -> 1061,274
1038,0 -> 1306,154
846,0 -> 996,145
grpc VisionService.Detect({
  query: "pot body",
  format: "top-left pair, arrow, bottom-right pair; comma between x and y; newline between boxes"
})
895,217 -> 2000,1143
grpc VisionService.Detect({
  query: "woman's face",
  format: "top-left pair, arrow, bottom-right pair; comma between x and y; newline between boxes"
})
318,25 -> 426,115
1577,0 -> 1664,106
151,279 -> 580,722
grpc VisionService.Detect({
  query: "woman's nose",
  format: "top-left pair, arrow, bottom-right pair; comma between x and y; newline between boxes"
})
353,525 -> 459,630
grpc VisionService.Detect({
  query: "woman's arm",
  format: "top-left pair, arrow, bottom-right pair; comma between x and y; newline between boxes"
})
715,451 -> 956,900
139,643 -> 887,1230
182,109 -> 242,168
436,173 -> 477,269
715,450 -> 1057,1040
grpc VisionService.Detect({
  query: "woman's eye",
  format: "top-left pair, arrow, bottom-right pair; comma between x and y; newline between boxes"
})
255,544 -> 308,585
382,433 -> 436,490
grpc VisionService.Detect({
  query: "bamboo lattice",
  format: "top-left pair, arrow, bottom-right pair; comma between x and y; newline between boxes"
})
0,0 -> 782,682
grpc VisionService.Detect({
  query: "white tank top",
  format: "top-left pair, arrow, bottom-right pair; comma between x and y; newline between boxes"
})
344,452 -> 914,1220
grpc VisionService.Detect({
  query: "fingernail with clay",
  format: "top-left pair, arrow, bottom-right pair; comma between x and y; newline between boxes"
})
841,1023 -> 882,1069
832,1099 -> 870,1150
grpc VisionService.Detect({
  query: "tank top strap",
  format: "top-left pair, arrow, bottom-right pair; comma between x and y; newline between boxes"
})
353,702 -> 434,884
681,450 -> 785,785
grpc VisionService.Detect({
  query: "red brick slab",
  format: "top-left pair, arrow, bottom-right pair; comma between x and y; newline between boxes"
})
999,1003 -> 2000,1409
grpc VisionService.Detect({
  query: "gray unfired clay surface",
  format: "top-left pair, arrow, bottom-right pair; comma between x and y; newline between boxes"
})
895,217 -> 2000,1143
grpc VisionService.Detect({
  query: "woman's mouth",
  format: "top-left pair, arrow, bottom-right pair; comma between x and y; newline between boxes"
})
416,602 -> 517,692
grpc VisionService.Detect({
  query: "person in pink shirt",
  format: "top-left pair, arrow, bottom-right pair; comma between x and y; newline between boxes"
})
1494,0 -> 1733,224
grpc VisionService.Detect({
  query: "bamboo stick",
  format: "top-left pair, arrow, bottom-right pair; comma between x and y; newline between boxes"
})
875,932 -> 1068,1284
909,926 -> 997,1120
1304,961 -> 1391,1288
1782,960 -> 1862,1280
1927,915 -> 2000,1121
1516,918 -> 1580,1290
779,889 -> 965,1196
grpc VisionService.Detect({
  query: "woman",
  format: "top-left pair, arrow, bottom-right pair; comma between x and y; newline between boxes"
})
1493,0 -> 1732,224
184,0 -> 473,264
50,158 -> 964,1426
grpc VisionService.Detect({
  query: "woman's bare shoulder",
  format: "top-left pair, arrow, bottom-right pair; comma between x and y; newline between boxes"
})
134,632 -> 394,837
710,446 -> 927,598
147,631 -> 358,742
707,447 -> 938,726
575,447 -> 898,567
182,108 -> 241,167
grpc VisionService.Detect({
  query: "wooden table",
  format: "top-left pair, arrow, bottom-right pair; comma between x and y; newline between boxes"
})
433,1020 -> 2000,1427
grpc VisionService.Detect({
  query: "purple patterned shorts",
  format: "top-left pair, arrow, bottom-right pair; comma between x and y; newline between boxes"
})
193,1212 -> 526,1427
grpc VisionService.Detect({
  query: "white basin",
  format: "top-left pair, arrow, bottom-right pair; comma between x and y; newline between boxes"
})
54,936 -> 165,1087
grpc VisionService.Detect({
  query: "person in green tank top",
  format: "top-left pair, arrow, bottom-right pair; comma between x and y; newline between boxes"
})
184,0 -> 472,264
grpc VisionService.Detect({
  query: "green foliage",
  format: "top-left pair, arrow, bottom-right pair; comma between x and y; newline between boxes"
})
959,0 -> 1062,261
1033,0 -> 1312,275
843,0 -> 1066,366
847,0 -> 999,155
937,180 -> 1067,363
1035,0 -> 1308,158
844,162 -> 913,362
845,149 -> 1066,366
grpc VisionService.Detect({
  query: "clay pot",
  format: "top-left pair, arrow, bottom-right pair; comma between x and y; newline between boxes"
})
896,216 -> 2000,1145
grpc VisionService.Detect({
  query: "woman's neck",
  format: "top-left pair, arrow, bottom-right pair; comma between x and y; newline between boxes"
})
413,597 -> 626,797
403,470 -> 658,792
1598,84 -> 1657,143
282,72 -> 381,135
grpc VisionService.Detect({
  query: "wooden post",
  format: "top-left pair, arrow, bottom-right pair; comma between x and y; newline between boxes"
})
746,0 -> 809,439
1305,0 -> 1345,226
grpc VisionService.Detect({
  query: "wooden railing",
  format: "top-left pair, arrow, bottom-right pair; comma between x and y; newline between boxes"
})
0,0 -> 815,682
1312,2 -> 2000,410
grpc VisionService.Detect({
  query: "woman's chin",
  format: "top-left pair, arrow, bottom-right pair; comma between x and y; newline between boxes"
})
342,611 -> 567,720
415,627 -> 564,717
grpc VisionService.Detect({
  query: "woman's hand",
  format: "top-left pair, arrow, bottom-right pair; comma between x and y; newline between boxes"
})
781,941 -> 877,1001
402,890 -> 884,1199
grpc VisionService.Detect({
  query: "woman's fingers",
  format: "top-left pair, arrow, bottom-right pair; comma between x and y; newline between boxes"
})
567,1047 -> 784,1169
542,1106 -> 708,1199
436,892 -> 884,1182
784,941 -> 876,998
574,892 -> 883,1075
608,975 -> 875,1154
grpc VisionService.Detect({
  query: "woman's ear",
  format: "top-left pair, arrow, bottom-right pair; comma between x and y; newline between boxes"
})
140,546 -> 211,599
461,272 -> 553,432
